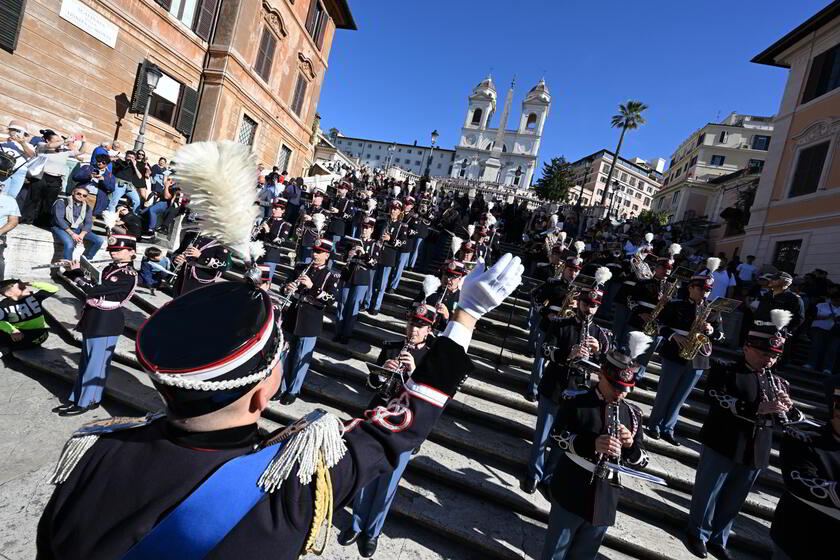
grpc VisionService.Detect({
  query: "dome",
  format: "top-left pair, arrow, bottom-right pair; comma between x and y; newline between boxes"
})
525,78 -> 551,103
471,73 -> 497,101
475,73 -> 495,91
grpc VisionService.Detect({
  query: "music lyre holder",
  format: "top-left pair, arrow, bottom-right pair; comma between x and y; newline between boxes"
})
495,275 -> 542,372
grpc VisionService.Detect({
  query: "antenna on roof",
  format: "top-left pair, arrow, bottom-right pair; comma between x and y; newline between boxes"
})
715,110 -> 721,122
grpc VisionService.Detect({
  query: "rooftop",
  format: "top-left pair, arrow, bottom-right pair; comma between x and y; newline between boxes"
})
752,0 -> 840,67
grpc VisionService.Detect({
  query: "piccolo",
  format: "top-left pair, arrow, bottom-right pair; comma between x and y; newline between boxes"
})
31,259 -> 131,270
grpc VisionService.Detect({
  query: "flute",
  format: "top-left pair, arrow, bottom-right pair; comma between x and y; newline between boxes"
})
32,259 -> 130,270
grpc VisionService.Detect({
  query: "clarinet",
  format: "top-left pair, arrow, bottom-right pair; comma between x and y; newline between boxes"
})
591,402 -> 620,484
368,341 -> 418,399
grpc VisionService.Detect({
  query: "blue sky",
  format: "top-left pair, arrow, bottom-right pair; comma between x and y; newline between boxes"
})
317,0 -> 831,176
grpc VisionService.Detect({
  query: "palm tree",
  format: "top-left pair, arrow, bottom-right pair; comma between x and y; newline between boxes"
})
598,100 -> 649,206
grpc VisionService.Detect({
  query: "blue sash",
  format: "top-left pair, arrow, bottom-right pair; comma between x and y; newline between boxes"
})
122,443 -> 282,560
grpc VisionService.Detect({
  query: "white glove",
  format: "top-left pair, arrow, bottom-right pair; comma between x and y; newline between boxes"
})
458,253 -> 524,320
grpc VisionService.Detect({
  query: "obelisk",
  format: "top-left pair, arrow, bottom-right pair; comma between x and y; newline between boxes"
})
481,76 -> 515,182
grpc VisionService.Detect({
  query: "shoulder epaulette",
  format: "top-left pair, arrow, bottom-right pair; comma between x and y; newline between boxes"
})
561,389 -> 588,400
51,412 -> 164,484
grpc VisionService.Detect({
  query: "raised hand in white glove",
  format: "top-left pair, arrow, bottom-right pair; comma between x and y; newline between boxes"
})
458,252 -> 524,320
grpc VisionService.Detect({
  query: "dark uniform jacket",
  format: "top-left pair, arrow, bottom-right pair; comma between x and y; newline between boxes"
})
770,424 -> 840,559
532,277 -> 571,313
255,218 -> 292,264
173,234 -> 230,296
613,260 -> 635,308
627,277 -> 669,330
548,387 -> 648,526
376,338 -> 431,370
283,263 -> 339,338
699,359 -> 780,468
414,286 -> 459,332
539,315 -> 612,401
374,219 -> 408,268
327,197 -> 354,237
36,337 -> 472,560
298,202 -> 328,248
399,215 -> 420,254
340,239 -> 380,286
754,290 -> 805,336
76,263 -> 137,338
657,298 -> 724,370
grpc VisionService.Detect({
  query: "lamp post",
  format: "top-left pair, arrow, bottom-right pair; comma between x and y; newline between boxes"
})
424,129 -> 439,178
134,63 -> 163,152
608,180 -> 620,217
386,142 -> 396,171
574,158 -> 592,236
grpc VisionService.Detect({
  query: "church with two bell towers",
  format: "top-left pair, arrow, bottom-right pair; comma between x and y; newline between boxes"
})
450,74 -> 551,189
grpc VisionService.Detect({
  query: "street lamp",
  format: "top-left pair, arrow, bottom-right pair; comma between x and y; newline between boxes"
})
424,129 -> 439,178
608,180 -> 620,217
386,142 -> 396,171
134,63 -> 163,151
574,158 -> 592,236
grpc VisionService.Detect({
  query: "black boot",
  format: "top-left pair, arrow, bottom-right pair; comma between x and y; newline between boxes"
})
358,534 -> 379,558
337,528 -> 361,546
683,533 -> 707,558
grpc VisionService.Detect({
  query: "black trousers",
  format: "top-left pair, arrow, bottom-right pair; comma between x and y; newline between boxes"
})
22,174 -> 63,225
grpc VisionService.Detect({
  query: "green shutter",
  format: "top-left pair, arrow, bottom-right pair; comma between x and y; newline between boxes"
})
176,86 -> 199,137
0,0 -> 27,54
129,61 -> 152,114
193,0 -> 218,42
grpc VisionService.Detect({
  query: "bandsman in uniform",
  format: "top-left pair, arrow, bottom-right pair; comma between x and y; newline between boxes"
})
612,238 -> 653,344
296,187 -> 328,265
0,278 -> 59,356
540,332 -> 652,559
339,302 -> 437,557
277,239 -> 339,404
37,253 -> 524,560
326,181 -> 354,247
58,234 -> 138,414
386,197 -> 417,294
685,310 -> 801,560
648,261 -> 724,446
368,200 -> 407,315
770,380 -> 840,560
334,218 -> 380,344
408,196 -> 430,270
625,243 -> 681,378
523,284 -> 612,494
172,231 -> 230,296
526,245 -> 565,359
254,199 -> 292,286
413,260 -> 466,333
525,245 -> 584,402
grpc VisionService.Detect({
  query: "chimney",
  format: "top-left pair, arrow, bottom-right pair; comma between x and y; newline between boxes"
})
413,140 -> 417,146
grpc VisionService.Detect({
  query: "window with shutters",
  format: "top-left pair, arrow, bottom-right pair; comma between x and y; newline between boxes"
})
801,44 -> 840,105
788,141 -> 830,198
772,240 -> 801,274
290,73 -> 308,117
129,62 -> 198,137
751,135 -> 771,151
305,1 -> 328,49
162,0 -> 217,41
0,0 -> 26,54
238,114 -> 258,146
254,27 -> 277,82
277,145 -> 292,173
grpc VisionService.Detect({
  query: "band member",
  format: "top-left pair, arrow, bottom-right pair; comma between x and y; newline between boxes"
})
613,237 -> 653,344
523,285 -> 612,494
0,278 -> 59,355
326,181 -> 354,247
526,245 -> 565,359
413,260 -> 466,333
38,252 -> 524,559
254,199 -> 293,285
625,244 -> 681,378
58,235 -> 137,414
296,188 -> 328,265
172,231 -> 230,296
685,310 -> 801,560
339,303 -> 436,557
408,196 -> 430,269
540,332 -> 652,559
334,219 -> 380,344
525,246 -> 584,402
278,239 -> 339,404
770,380 -> 840,560
387,197 -> 416,293
368,200 -> 407,315
648,263 -> 724,446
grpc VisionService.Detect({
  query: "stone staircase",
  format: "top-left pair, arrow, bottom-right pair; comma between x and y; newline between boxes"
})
14,233 -> 826,560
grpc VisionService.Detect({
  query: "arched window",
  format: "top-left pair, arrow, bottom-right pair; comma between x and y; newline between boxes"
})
502,144 -> 507,153
471,108 -> 483,125
526,113 -> 538,130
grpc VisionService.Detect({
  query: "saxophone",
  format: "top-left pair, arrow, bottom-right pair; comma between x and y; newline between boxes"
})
560,284 -> 581,318
591,402 -> 620,484
679,300 -> 714,360
643,279 -> 678,336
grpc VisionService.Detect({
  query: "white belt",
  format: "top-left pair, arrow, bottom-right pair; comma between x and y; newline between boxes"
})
86,299 -> 121,310
624,281 -> 636,286
566,452 -> 597,473
637,301 -> 656,309
671,328 -> 689,336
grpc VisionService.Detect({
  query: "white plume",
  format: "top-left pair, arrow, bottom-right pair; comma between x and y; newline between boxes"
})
549,214 -> 558,227
249,240 -> 265,261
451,236 -> 463,256
172,141 -> 259,259
101,210 -> 118,230
486,214 -> 497,227
668,243 -> 682,256
487,201 -> 494,211
367,198 -> 377,212
705,257 -> 721,273
770,309 -> 793,329
627,331 -> 653,360
422,275 -> 441,298
573,240 -> 585,255
467,224 -> 475,237
594,266 -> 612,286
558,231 -> 567,244
645,232 -> 654,243
392,186 -> 401,197
312,213 -> 326,232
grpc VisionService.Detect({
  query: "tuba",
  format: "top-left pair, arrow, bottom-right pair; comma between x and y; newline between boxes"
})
630,252 -> 653,280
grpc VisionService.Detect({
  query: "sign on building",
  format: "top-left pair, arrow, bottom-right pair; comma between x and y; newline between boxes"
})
59,0 -> 119,49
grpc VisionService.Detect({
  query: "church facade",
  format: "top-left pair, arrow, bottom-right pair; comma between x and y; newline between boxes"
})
450,75 -> 551,188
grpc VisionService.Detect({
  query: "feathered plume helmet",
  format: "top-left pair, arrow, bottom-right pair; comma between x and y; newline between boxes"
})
558,231 -> 568,246
573,240 -> 586,255
549,214 -> 559,228
668,243 -> 682,257
657,243 -> 682,270
367,198 -> 377,213
137,141 -> 286,417
594,266 -> 612,287
690,256 -> 721,289
101,210 -> 118,231
603,331 -> 653,392
564,240 -> 586,270
467,224 -> 476,238
451,236 -> 464,257
486,213 -> 497,227
705,257 -> 721,273
422,274 -> 441,298
748,308 -> 792,353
